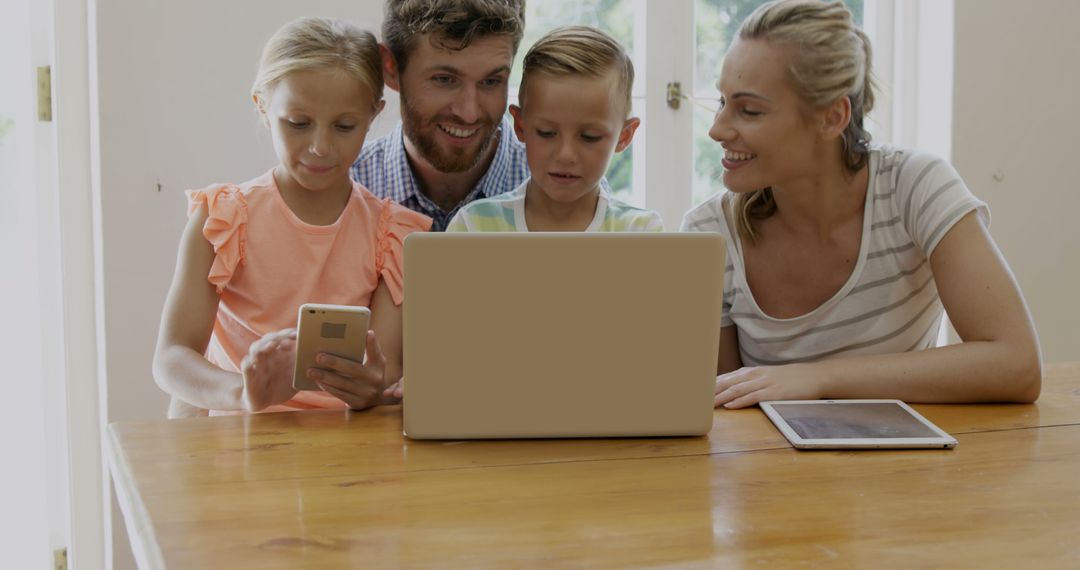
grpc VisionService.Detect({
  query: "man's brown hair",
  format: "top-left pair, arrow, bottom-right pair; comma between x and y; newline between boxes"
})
383,0 -> 527,71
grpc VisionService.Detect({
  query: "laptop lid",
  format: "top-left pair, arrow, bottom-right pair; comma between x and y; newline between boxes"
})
402,232 -> 726,439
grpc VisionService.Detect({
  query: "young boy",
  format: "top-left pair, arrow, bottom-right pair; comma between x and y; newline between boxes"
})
446,26 -> 662,232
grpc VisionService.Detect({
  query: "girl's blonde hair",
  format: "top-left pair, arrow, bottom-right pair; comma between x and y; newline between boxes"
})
519,26 -> 635,118
251,17 -> 383,109
727,0 -> 876,244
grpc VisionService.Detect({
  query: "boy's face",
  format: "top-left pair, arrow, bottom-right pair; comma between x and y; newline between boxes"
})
387,34 -> 515,173
510,71 -> 639,204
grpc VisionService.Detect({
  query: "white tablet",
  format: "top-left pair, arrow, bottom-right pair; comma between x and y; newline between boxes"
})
760,399 -> 957,449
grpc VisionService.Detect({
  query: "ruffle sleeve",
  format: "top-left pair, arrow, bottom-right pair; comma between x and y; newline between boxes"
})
375,199 -> 432,305
186,184 -> 248,293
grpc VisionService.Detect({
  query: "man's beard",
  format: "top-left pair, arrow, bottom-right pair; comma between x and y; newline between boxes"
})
400,90 -> 500,174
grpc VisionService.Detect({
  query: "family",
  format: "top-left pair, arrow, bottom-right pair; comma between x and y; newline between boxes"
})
152,0 -> 1042,418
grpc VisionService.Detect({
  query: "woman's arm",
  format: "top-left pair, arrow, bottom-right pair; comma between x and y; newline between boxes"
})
715,211 -> 1042,408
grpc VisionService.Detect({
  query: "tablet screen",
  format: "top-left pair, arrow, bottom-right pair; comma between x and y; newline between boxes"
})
767,401 -> 941,439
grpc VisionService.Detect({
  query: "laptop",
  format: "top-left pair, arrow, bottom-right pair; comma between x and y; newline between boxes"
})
402,232 -> 726,439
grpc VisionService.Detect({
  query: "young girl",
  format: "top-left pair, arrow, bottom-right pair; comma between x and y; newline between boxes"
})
683,0 -> 1041,409
153,17 -> 431,417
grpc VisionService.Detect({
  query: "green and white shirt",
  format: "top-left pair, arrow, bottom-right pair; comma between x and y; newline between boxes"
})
446,179 -> 664,233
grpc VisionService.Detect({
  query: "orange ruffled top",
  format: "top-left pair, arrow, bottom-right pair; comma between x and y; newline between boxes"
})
186,170 -> 431,413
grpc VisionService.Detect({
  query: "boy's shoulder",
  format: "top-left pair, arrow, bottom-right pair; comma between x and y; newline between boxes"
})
451,183 -> 527,231
462,182 -> 526,214
605,192 -> 652,215
602,192 -> 664,231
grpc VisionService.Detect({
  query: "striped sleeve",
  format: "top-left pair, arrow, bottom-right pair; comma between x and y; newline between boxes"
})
895,151 -> 990,256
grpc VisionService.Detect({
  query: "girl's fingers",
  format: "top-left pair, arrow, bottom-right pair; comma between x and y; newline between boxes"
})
365,330 -> 385,366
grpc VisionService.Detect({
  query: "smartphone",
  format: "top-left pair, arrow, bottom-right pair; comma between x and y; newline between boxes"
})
292,303 -> 371,391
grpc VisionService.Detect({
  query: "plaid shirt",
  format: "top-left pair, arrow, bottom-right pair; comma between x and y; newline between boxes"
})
350,115 -> 530,232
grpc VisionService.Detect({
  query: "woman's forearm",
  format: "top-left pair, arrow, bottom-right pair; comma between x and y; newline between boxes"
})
815,338 -> 1041,403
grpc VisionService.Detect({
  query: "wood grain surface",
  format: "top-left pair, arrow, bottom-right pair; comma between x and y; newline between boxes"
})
108,362 -> 1080,569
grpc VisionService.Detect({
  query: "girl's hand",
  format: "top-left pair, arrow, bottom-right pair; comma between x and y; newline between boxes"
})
308,330 -> 389,410
240,328 -> 299,412
382,378 -> 404,402
714,364 -> 824,409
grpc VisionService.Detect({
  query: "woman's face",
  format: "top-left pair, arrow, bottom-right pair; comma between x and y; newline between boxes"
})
709,39 -> 823,193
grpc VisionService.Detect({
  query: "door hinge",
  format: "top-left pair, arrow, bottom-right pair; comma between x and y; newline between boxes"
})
666,81 -> 682,110
37,66 -> 53,122
53,547 -> 68,570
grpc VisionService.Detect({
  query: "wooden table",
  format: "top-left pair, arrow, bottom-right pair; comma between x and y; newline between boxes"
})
109,363 -> 1080,569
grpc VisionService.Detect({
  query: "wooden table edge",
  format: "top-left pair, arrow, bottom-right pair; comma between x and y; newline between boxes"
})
107,423 -> 168,570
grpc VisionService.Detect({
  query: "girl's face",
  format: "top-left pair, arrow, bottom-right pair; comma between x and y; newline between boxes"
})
709,39 -> 824,193
258,68 -> 382,195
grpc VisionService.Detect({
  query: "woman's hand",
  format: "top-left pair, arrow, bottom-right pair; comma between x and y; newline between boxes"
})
307,330 -> 391,410
714,364 -> 825,409
240,328 -> 299,412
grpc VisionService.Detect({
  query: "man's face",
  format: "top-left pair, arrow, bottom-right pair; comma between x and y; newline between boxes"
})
392,33 -> 515,173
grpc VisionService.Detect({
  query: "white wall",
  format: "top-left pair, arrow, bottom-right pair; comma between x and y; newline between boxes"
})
952,0 -> 1080,363
1,0 -> 56,566
92,2 -> 388,568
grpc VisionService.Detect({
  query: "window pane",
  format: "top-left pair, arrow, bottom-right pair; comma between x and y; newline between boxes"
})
692,101 -> 724,206
508,0 -> 638,203
692,0 -> 864,206
510,0 -> 635,91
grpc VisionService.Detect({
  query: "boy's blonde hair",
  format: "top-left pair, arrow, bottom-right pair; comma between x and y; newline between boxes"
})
251,17 -> 383,109
519,26 -> 634,118
727,0 -> 876,244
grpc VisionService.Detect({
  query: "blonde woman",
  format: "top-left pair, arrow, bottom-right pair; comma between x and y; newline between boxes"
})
683,0 -> 1041,409
153,17 -> 430,417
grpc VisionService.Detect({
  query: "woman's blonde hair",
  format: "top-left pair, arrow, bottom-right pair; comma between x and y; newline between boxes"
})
251,17 -> 383,109
519,26 -> 635,118
727,0 -> 876,244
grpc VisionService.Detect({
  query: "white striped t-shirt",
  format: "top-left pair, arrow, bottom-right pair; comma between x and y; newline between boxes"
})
680,146 -> 989,367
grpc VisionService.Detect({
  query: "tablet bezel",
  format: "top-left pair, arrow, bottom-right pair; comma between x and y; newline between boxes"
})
760,399 -> 958,449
